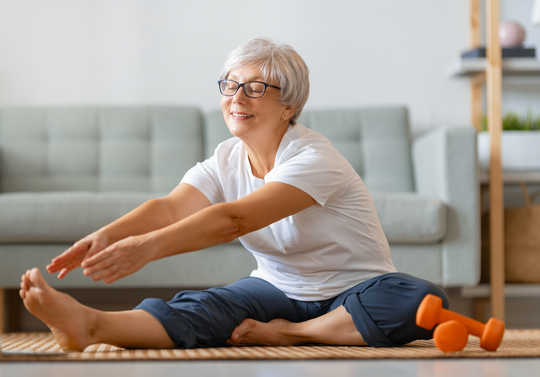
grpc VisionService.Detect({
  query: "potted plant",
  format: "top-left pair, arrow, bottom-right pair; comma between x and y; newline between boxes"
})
477,111 -> 540,171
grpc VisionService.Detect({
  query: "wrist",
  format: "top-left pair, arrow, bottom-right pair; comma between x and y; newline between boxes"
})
148,227 -> 177,262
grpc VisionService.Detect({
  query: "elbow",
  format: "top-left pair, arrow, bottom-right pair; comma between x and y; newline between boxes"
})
211,202 -> 252,243
223,218 -> 246,243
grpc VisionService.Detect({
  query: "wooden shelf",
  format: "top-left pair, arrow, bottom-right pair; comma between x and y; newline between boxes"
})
480,170 -> 540,184
448,58 -> 540,77
462,284 -> 540,298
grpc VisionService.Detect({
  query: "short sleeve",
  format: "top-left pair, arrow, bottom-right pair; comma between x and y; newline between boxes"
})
265,141 -> 349,207
181,155 -> 225,205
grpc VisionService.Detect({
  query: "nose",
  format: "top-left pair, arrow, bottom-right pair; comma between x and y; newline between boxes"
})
232,85 -> 248,103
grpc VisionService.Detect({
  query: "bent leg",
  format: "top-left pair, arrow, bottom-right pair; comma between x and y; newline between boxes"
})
135,277 -> 303,348
334,272 -> 450,347
19,268 -> 174,351
228,273 -> 448,347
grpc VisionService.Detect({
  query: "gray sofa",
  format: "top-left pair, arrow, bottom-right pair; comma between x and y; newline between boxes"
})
0,105 -> 479,314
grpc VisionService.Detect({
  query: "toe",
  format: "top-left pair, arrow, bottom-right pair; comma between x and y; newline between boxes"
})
29,268 -> 47,287
21,274 -> 31,288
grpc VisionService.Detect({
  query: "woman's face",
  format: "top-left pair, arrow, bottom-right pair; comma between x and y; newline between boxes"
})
221,66 -> 293,142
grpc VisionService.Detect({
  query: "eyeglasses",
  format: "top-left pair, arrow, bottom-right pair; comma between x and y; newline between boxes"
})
218,79 -> 281,98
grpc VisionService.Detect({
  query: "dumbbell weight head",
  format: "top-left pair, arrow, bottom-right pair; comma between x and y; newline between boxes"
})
416,294 -> 443,330
480,318 -> 505,352
433,320 -> 469,353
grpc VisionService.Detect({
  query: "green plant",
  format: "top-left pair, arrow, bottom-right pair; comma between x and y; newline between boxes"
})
480,111 -> 540,132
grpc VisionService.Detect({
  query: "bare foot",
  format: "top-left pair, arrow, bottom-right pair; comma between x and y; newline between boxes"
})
19,268 -> 96,351
226,318 -> 306,346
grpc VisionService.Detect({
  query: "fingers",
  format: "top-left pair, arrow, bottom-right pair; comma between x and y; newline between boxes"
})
57,268 -> 73,280
81,244 -> 115,273
46,243 -> 85,274
80,237 -> 149,283
82,244 -> 128,282
46,233 -> 108,277
88,263 -> 121,283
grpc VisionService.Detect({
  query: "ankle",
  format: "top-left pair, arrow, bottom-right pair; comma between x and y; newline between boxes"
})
85,307 -> 103,345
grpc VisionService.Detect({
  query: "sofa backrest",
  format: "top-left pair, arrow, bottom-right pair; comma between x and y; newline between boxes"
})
302,106 -> 414,192
0,107 -> 203,193
205,106 -> 414,193
1,105 -> 414,194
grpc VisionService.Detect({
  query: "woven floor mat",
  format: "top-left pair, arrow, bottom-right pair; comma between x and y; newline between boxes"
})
1,330 -> 540,361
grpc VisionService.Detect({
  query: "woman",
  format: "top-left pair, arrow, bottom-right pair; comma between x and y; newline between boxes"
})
20,37 -> 448,351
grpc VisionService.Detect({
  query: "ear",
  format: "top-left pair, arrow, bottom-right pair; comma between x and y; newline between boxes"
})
281,105 -> 298,122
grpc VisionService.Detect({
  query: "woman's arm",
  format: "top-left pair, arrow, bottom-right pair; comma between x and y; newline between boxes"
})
46,183 -> 211,278
80,182 -> 316,283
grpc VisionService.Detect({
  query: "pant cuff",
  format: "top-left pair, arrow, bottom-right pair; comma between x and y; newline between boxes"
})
135,298 -> 196,349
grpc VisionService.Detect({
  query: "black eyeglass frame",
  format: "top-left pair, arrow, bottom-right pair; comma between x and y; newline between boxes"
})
217,79 -> 281,98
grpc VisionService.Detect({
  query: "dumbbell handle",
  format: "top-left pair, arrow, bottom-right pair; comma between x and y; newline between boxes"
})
437,308 -> 485,338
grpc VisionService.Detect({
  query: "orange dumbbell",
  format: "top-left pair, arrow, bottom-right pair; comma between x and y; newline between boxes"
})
416,294 -> 505,353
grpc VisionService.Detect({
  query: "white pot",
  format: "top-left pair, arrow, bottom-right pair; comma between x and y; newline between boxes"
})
477,131 -> 540,171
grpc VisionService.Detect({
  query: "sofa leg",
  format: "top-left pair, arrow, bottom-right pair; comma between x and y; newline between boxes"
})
0,288 -> 5,333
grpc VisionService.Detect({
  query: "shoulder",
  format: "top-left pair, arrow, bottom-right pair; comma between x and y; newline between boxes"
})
277,124 -> 346,168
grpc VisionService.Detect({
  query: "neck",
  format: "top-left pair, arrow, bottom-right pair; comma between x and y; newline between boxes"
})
244,123 -> 290,179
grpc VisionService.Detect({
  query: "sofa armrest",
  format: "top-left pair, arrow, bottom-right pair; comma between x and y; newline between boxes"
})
412,126 -> 480,287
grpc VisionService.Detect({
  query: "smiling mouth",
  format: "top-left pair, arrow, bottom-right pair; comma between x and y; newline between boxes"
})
232,113 -> 253,119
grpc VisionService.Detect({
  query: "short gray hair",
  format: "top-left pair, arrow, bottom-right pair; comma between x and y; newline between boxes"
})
220,37 -> 310,125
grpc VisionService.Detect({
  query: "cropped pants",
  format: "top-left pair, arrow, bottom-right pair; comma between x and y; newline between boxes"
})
135,272 -> 449,349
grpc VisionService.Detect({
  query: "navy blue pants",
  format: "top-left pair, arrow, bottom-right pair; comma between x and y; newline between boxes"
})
135,272 -> 449,348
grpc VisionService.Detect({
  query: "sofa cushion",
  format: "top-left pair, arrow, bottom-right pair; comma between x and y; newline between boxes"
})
0,192 -> 161,243
371,192 -> 447,244
0,191 -> 447,245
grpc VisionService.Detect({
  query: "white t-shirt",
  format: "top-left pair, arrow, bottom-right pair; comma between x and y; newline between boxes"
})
181,123 -> 396,301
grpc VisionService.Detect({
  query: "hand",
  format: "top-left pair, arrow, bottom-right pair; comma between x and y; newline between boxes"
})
47,232 -> 110,279
79,233 -> 156,284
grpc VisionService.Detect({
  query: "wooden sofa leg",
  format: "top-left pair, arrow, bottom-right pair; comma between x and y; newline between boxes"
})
0,288 -> 5,333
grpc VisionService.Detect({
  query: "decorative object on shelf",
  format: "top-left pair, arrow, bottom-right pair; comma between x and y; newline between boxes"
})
461,47 -> 536,58
533,0 -> 540,26
499,20 -> 527,48
477,111 -> 540,171
480,111 -> 540,132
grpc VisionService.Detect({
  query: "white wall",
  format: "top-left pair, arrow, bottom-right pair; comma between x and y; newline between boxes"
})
0,0 -> 538,136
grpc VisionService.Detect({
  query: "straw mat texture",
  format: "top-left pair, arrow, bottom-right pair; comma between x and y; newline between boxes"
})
1,330 -> 540,362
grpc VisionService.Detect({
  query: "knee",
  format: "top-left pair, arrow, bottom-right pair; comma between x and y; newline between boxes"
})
385,276 -> 449,345
412,278 -> 449,311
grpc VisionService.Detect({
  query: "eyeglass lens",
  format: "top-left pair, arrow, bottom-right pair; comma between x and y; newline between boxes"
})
219,80 -> 266,98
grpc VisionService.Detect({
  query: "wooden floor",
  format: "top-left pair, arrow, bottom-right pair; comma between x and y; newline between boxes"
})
2,359 -> 540,377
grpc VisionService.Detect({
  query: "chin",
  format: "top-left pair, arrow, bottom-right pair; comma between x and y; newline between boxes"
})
226,124 -> 246,138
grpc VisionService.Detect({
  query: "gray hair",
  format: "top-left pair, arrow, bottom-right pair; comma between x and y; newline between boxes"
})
220,37 -> 310,125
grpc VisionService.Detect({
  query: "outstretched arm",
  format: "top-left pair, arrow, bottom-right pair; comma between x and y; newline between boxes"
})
46,183 -> 212,278
80,182 -> 316,283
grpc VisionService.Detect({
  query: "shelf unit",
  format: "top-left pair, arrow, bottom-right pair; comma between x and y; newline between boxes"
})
448,58 -> 540,77
462,284 -> 540,299
479,171 -> 540,184
451,0 -> 506,320
453,0 -> 540,321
